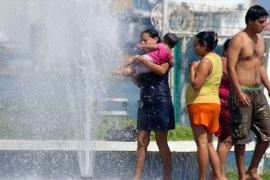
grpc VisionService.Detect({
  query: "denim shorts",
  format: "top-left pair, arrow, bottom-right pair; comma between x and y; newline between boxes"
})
229,89 -> 270,145
137,96 -> 175,131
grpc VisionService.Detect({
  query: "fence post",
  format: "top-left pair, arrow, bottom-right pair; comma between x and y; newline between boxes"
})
173,40 -> 182,125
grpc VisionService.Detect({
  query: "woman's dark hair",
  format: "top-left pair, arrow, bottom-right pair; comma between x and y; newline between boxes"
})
163,33 -> 179,48
245,5 -> 269,24
223,39 -> 230,51
196,31 -> 218,51
141,29 -> 161,43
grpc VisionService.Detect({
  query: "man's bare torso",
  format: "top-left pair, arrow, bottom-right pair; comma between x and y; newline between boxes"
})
235,31 -> 265,86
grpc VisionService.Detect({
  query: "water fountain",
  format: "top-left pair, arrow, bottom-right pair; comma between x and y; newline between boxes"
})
0,0 -> 121,179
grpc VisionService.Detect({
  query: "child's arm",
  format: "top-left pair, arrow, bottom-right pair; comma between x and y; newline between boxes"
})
138,44 -> 159,51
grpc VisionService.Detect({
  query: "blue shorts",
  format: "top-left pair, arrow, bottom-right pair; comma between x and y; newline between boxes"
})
137,96 -> 175,131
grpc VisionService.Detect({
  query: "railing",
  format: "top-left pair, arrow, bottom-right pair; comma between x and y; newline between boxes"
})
98,98 -> 129,116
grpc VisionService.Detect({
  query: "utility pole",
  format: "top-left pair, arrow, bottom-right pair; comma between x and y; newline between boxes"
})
162,0 -> 168,35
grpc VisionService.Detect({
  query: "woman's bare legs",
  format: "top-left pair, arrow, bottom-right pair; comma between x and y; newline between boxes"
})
207,133 -> 222,180
191,124 -> 210,180
133,130 -> 151,180
191,124 -> 222,180
155,130 -> 172,180
217,136 -> 232,180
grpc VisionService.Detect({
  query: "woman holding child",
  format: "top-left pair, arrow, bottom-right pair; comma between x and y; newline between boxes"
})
131,29 -> 178,180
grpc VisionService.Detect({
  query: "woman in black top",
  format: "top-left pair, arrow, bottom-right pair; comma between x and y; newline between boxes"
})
132,29 -> 175,180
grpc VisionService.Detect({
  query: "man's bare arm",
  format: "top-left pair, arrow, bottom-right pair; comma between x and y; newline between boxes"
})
260,60 -> 270,92
228,36 -> 243,95
228,35 -> 250,105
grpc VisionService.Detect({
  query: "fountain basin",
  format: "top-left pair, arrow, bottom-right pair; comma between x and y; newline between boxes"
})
0,140 -> 257,180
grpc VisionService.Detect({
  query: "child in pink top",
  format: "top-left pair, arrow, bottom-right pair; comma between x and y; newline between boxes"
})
114,32 -> 179,76
146,42 -> 173,64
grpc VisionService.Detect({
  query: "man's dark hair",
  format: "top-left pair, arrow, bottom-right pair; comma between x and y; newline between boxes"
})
163,33 -> 179,48
245,5 -> 269,24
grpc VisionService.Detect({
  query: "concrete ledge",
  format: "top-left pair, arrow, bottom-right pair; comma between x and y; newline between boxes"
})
99,111 -> 128,116
0,140 -> 257,152
101,98 -> 128,103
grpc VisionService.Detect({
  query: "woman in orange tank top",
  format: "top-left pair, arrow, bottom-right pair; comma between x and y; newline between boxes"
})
186,31 -> 223,180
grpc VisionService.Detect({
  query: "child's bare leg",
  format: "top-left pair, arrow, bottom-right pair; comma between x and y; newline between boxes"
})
122,66 -> 135,77
124,56 -> 136,67
112,56 -> 136,75
112,66 -> 135,77
217,136 -> 232,180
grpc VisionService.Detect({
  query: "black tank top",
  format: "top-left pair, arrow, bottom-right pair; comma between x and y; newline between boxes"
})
137,72 -> 171,98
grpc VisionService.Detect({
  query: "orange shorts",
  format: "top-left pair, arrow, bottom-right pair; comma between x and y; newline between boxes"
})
187,103 -> 221,133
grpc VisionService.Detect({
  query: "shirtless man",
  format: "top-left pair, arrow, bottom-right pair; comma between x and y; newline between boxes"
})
228,5 -> 270,180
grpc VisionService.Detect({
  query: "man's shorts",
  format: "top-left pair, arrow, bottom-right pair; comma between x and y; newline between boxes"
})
229,88 -> 270,145
187,103 -> 221,133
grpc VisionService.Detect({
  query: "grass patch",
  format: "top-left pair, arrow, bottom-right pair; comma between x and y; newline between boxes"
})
150,124 -> 193,141
97,117 -> 194,141
96,116 -> 136,140
226,169 -> 270,179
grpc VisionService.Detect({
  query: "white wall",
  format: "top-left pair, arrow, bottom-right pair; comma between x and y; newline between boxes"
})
169,0 -> 252,8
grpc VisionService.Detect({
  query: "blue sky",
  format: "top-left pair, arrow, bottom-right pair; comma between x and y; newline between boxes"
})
256,0 -> 270,11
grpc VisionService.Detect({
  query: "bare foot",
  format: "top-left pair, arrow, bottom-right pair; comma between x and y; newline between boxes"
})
208,170 -> 225,180
246,173 -> 262,180
221,176 -> 229,180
